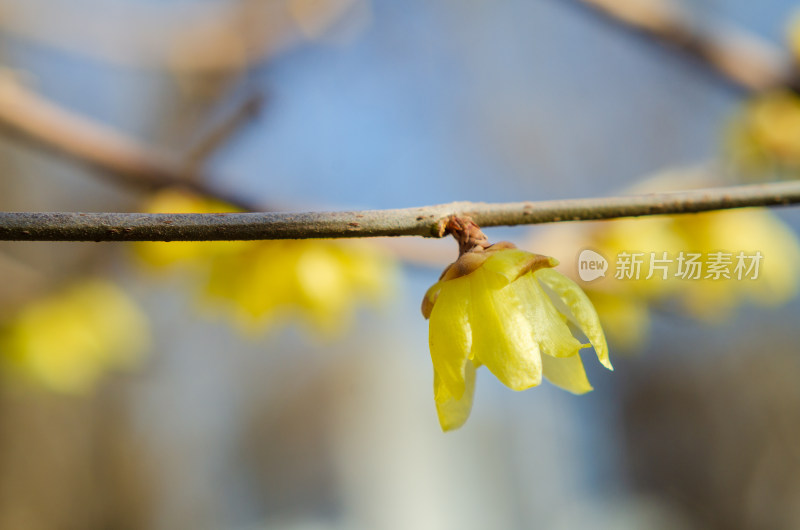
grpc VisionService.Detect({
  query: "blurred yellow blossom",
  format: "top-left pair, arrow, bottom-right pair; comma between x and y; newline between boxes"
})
585,292 -> 650,352
723,14 -> 800,177
135,188 -> 395,336
591,208 -> 800,317
134,188 -> 244,269
533,203 -> 800,352
204,238 -> 394,335
725,90 -> 800,175
672,209 -> 800,315
0,279 -> 150,393
422,232 -> 610,431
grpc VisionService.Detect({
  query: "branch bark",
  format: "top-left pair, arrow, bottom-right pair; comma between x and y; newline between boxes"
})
2,181 -> 800,242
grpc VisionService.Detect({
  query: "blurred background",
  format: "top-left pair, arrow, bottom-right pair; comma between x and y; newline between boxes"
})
1,0 -> 800,528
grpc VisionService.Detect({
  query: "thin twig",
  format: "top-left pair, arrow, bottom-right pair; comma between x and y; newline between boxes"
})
0,73 -> 260,211
181,92 -> 265,175
567,0 -> 798,92
1,181 -> 800,242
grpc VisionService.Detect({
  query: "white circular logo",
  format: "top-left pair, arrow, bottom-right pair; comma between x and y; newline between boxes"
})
577,249 -> 608,282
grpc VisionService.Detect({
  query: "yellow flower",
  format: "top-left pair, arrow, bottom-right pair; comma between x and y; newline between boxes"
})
589,208 -> 800,324
421,245 -> 611,431
204,238 -> 394,335
133,188 -> 396,336
0,279 -> 150,393
532,205 -> 800,352
134,188 -> 245,269
724,91 -> 800,175
670,209 -> 800,317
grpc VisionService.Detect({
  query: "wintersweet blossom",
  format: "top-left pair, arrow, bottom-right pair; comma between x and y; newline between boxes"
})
135,188 -> 395,336
422,240 -> 611,431
722,16 -> 800,176
134,188 -> 245,268
0,280 -> 150,393
528,168 -> 800,352
203,238 -> 393,335
581,208 -> 800,349
725,90 -> 800,175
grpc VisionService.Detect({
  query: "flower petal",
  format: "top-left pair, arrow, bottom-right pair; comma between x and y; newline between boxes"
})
482,249 -> 557,283
542,352 -> 593,394
515,274 -> 583,358
468,268 -> 542,391
429,276 -> 472,399
535,268 -> 612,370
421,280 -> 444,319
441,252 -> 489,281
434,361 -> 477,431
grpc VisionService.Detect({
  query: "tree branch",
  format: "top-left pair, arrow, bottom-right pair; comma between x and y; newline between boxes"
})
0,73 -> 261,211
2,181 -> 800,242
567,0 -> 798,93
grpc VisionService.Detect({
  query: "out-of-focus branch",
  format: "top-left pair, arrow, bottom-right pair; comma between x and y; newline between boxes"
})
2,181 -> 800,242
0,0 -> 365,73
0,73 -> 261,211
569,0 -> 798,92
181,92 -> 264,175
0,0 -> 283,73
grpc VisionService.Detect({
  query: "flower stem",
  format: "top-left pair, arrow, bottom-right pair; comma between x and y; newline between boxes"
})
444,217 -> 490,255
